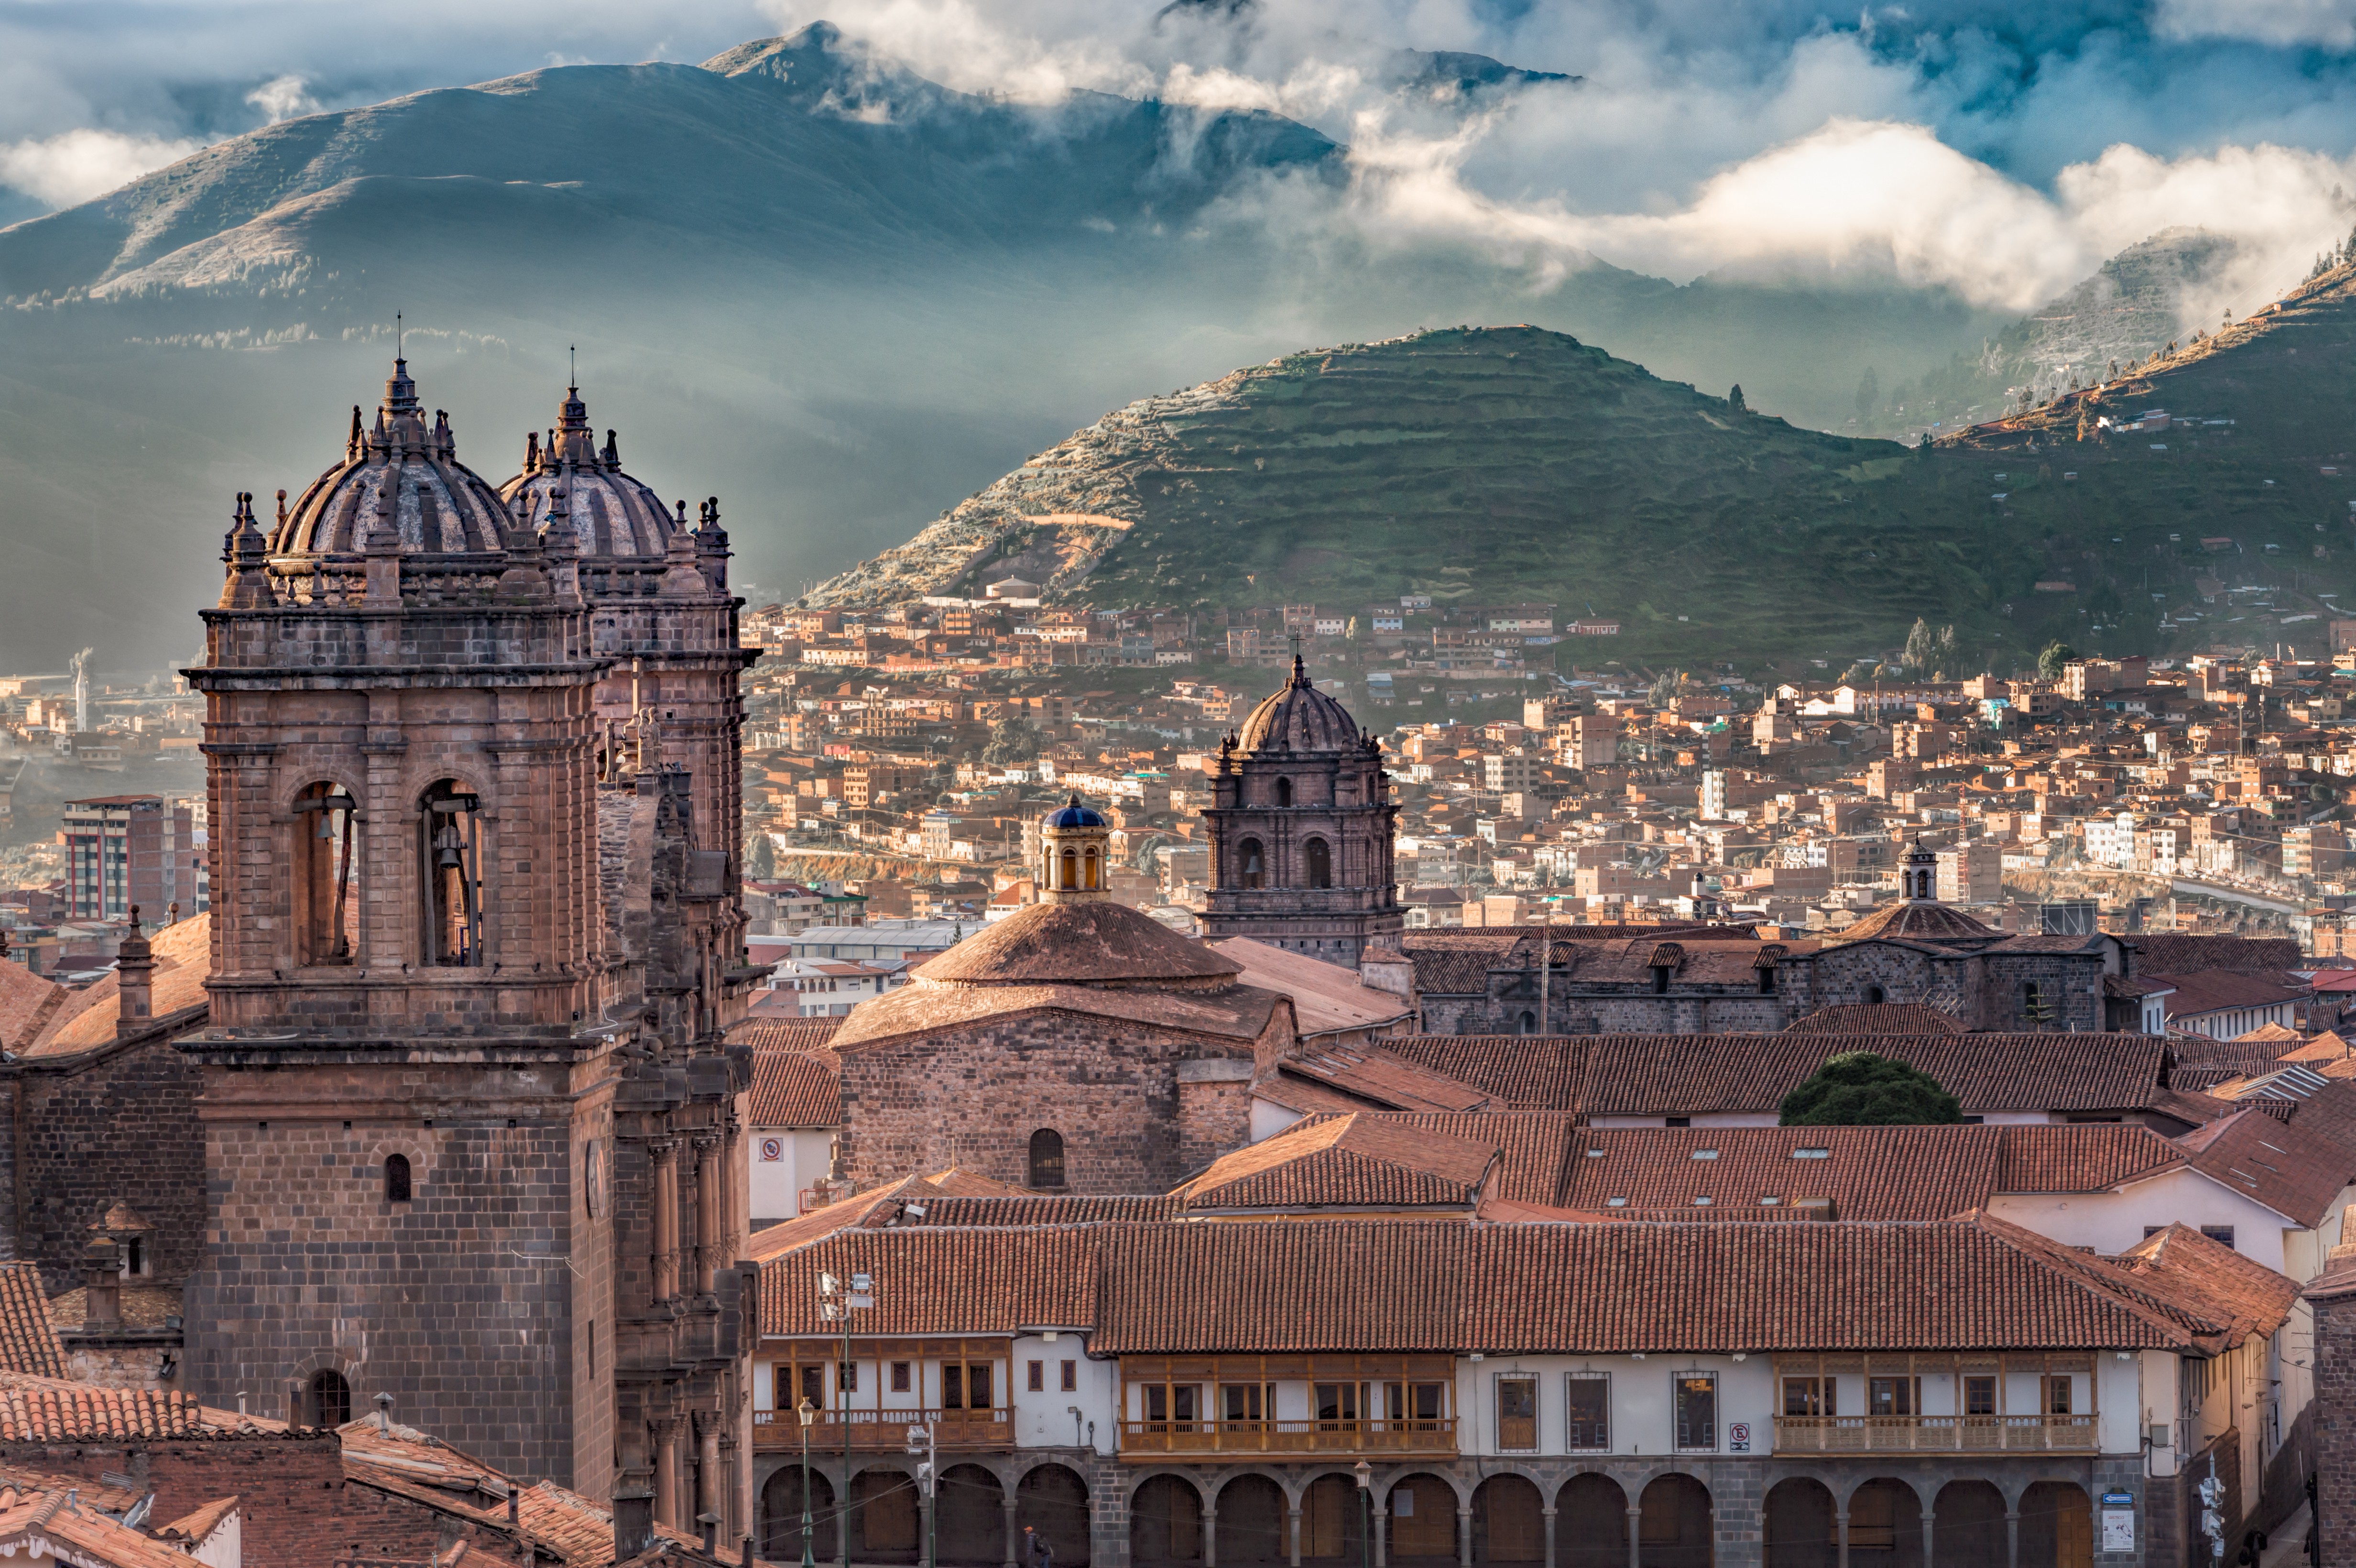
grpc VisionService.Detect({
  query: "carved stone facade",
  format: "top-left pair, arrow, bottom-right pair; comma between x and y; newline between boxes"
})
1201,658 -> 1402,965
176,359 -> 763,1552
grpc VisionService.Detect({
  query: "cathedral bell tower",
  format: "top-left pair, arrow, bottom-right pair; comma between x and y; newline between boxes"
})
180,357 -> 760,1543
1201,653 -> 1402,963
1037,795 -> 1112,904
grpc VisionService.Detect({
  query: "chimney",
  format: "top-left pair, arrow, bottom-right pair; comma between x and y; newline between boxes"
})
507,1483 -> 519,1526
697,1512 -> 719,1557
115,909 -> 153,1039
79,1231 -> 120,1331
611,1491 -> 654,1564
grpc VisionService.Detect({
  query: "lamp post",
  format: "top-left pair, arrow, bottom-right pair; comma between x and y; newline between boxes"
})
796,1397 -> 818,1568
906,1421 -> 938,1568
821,1270 -> 874,1568
1354,1461 -> 1372,1568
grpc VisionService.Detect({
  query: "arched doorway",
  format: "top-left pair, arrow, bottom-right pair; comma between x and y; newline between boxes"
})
1305,837 -> 1332,889
1388,1473 -> 1458,1565
1301,1474 -> 1368,1561
1019,1465 -> 1091,1567
1217,1475 -> 1287,1568
1557,1475 -> 1629,1568
762,1467 -> 834,1563
1473,1475 -> 1544,1563
1932,1481 -> 2006,1565
853,1469 -> 921,1564
938,1464 -> 1006,1567
2019,1482 -> 2092,1568
1846,1478 -> 1923,1567
1131,1476 -> 1202,1567
1764,1478 -> 1835,1568
1638,1474 -> 1712,1568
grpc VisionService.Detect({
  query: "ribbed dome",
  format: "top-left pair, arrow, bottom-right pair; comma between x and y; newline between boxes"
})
496,384 -> 681,560
271,359 -> 514,556
1045,795 -> 1107,828
1824,899 -> 2000,947
1236,657 -> 1362,753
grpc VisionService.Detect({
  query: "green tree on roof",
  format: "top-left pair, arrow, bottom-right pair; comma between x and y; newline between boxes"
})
1779,1050 -> 1963,1126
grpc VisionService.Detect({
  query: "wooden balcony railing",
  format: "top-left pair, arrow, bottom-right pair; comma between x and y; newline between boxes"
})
751,1408 -> 1011,1453
1773,1414 -> 2098,1454
1119,1419 -> 1458,1459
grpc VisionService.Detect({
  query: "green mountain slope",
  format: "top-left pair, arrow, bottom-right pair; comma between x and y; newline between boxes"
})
817,305 -> 2356,669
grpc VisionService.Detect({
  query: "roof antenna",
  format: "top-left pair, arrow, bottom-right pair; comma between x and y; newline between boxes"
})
569,344 -> 577,389
395,311 -> 403,359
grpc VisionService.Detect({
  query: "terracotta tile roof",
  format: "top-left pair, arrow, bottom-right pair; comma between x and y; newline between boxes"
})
1206,938 -> 1415,1039
916,900 -> 1239,984
1089,1214 -> 2231,1354
0,1484 -> 209,1568
728,1016 -> 843,1053
763,1225 -> 1098,1337
1820,900 -> 1999,947
1393,925 -> 1764,996
2117,1225 -> 2300,1349
0,1464 -> 138,1516
829,980 -> 1276,1053
0,1269 -> 63,1379
1995,1125 -> 2188,1193
2171,1035 -> 2296,1075
1538,1203 -> 1833,1223
1274,1042 -> 1495,1113
30,914 -> 211,1056
46,1285 -> 181,1333
2232,1021 -> 2305,1043
2132,934 -> 2306,973
156,1495 -> 240,1546
1315,1112 -> 1582,1207
2278,1031 -> 2356,1065
0,962 -> 64,1054
746,1047 -> 840,1128
1382,1033 -> 2167,1118
2151,969 -> 2310,1022
2170,1108 -> 2356,1227
1171,1114 -> 1499,1211
2149,1087 -> 2240,1127
0,1372 -> 255,1441
746,1181 -> 928,1262
2105,974 -> 2176,999
1251,1071 -> 1401,1120
906,1196 -> 1178,1226
1783,1004 -> 1964,1034
920,1168 -> 1036,1197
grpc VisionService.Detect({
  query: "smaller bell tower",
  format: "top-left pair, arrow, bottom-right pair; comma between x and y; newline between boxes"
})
1037,796 -> 1111,904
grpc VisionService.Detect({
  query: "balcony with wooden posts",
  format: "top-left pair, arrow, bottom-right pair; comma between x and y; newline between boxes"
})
1119,1354 -> 1460,1461
751,1407 -> 1011,1454
1770,1354 -> 2101,1456
1119,1417 -> 1459,1459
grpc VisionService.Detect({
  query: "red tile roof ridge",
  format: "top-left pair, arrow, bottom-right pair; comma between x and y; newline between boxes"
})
827,981 -> 1278,1053
2116,1224 -> 2300,1348
156,1495 -> 241,1544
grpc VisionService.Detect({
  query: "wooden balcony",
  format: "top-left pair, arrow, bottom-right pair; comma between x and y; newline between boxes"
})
1773,1414 -> 2099,1454
1119,1419 -> 1458,1460
752,1408 -> 1011,1454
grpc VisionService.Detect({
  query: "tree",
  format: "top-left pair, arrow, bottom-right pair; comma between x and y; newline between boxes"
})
1935,624 -> 1958,675
1728,384 -> 1746,413
982,715 -> 1040,766
744,832 -> 776,880
1779,1051 -> 1963,1126
1902,617 -> 1935,672
1648,669 -> 1681,708
2037,641 -> 2078,681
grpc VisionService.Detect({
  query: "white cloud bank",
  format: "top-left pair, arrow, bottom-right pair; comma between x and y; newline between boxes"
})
2155,0 -> 2356,49
0,127 -> 200,208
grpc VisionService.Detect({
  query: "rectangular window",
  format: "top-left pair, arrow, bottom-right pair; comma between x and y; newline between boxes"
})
1566,1375 -> 1610,1450
1782,1377 -> 1833,1417
1143,1384 -> 1199,1424
943,1364 -> 962,1410
1498,1376 -> 1538,1450
1964,1376 -> 1997,1416
2043,1376 -> 2073,1416
1060,1360 -> 1077,1392
1314,1382 -> 1362,1426
2201,1226 -> 2236,1249
1027,1360 -> 1045,1393
891,1361 -> 911,1394
967,1362 -> 993,1410
1674,1375 -> 1717,1451
1221,1384 -> 1272,1423
797,1363 -> 825,1410
1868,1377 -> 1918,1417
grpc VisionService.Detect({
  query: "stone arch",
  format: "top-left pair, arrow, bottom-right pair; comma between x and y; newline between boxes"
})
1556,1473 -> 1628,1568
1298,1472 -> 1369,1562
1932,1480 -> 2006,1565
1017,1463 -> 1091,1568
2018,1481 -> 2093,1568
356,1134 -> 432,1206
937,1463 -> 1005,1567
1217,1473 -> 1289,1568
286,777 -> 364,967
1028,1128 -> 1067,1189
417,775 -> 486,968
851,1467 -> 922,1564
1472,1474 -> 1544,1563
1636,1472 -> 1712,1568
1843,1476 -> 1925,1566
1764,1477 -> 1835,1568
761,1464 -> 833,1563
1238,837 -> 1266,889
1130,1473 -> 1203,1567
1384,1471 -> 1461,1564
1304,836 -> 1332,889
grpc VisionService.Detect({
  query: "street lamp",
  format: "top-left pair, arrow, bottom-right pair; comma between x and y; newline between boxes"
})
906,1421 -> 938,1568
1354,1460 -> 1372,1568
796,1397 -> 819,1568
820,1270 -> 874,1568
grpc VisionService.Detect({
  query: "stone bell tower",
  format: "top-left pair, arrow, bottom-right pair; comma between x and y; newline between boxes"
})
180,357 -> 759,1541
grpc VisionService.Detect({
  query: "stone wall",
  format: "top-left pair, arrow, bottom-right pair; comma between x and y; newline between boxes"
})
7,1026 -> 206,1293
0,1430 -> 344,1568
838,1015 -> 1257,1193
2311,1276 -> 2356,1567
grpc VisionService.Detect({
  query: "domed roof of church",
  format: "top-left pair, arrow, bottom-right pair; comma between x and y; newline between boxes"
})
1236,656 -> 1362,754
917,899 -> 1242,987
1823,898 -> 1999,947
270,358 -> 514,556
1044,795 -> 1106,828
496,382 -> 683,559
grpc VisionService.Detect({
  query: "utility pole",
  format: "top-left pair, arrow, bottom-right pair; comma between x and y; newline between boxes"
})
820,1270 -> 873,1568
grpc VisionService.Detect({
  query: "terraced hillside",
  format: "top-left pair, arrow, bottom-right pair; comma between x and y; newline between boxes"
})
821,291 -> 2356,668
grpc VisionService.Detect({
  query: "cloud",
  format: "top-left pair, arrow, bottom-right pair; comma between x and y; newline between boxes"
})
0,128 -> 202,208
2153,0 -> 2356,49
244,75 -> 322,123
